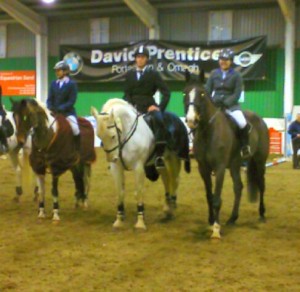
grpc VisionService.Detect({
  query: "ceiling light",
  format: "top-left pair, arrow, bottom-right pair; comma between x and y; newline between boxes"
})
42,0 -> 56,4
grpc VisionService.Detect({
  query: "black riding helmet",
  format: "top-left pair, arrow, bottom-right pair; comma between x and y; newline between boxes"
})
219,48 -> 235,61
134,46 -> 150,58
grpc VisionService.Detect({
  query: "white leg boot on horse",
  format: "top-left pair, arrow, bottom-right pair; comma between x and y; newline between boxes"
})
113,203 -> 125,229
135,204 -> 147,230
211,222 -> 221,239
37,175 -> 46,219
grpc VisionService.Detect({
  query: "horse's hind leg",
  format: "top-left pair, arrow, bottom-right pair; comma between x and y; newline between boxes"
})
110,163 -> 125,229
52,176 -> 60,222
227,164 -> 243,225
134,163 -> 146,230
72,164 -> 87,209
257,165 -> 266,222
160,155 -> 181,218
82,164 -> 91,210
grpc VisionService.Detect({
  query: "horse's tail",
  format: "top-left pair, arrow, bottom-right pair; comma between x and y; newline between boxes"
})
246,157 -> 265,203
184,157 -> 191,173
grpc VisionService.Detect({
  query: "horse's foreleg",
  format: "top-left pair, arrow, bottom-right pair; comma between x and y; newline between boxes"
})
198,164 -> 214,225
227,164 -> 243,225
134,164 -> 146,230
37,175 -> 46,219
51,176 -> 60,222
110,163 -> 125,228
210,165 -> 226,239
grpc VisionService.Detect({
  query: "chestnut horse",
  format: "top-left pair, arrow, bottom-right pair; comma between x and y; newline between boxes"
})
12,99 -> 96,221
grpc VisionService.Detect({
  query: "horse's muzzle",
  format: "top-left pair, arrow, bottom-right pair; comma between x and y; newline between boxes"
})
186,118 -> 198,129
106,153 -> 118,163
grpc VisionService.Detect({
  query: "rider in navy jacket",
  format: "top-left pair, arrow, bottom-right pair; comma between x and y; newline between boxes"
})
288,113 -> 300,169
47,61 -> 80,151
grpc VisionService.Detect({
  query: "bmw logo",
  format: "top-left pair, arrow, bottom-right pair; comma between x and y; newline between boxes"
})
63,52 -> 84,75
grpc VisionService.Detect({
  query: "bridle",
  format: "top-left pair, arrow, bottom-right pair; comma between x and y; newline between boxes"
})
185,91 -> 221,127
102,112 -> 140,170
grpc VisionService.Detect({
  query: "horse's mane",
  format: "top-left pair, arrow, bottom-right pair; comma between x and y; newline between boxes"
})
101,98 -> 130,113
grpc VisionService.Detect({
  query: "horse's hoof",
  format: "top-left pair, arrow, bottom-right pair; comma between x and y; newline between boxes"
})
38,213 -> 46,219
113,220 -> 124,229
226,219 -> 236,226
134,222 -> 147,231
210,223 -> 221,239
12,196 -> 20,203
259,217 -> 266,223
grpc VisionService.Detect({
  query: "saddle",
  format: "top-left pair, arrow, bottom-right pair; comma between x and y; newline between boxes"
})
143,112 -> 190,160
143,111 -> 190,181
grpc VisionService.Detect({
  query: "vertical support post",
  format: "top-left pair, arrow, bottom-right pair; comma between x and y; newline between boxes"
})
36,34 -> 48,103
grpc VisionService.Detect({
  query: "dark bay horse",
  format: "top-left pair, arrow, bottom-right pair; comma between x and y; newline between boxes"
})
12,99 -> 96,221
183,71 -> 269,238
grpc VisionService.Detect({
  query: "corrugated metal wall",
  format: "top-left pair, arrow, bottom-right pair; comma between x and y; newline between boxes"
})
48,19 -> 90,56
6,5 -> 298,58
7,24 -> 35,57
159,11 -> 208,41
110,16 -> 148,42
233,8 -> 285,46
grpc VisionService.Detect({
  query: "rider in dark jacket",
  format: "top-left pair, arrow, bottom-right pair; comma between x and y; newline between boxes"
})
0,85 -> 8,154
124,45 -> 170,168
206,48 -> 251,159
288,113 -> 300,169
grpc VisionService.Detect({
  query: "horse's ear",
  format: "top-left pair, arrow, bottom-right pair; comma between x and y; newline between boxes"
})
91,106 -> 99,118
27,100 -> 36,113
199,69 -> 205,84
185,69 -> 191,82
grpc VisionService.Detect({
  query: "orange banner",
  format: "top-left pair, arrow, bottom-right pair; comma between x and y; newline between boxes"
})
0,71 -> 36,96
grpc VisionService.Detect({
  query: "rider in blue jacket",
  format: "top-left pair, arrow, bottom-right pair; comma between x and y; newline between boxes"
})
47,61 -> 80,151
206,48 -> 251,159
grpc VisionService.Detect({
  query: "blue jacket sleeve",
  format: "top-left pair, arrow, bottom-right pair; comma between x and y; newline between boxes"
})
46,82 -> 55,111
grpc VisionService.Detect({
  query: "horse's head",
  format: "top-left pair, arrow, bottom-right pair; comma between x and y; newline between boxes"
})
183,69 -> 210,129
11,98 -> 49,148
91,106 -> 122,163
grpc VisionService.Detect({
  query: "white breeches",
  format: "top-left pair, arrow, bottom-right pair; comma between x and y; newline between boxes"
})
66,115 -> 80,135
225,109 -> 247,129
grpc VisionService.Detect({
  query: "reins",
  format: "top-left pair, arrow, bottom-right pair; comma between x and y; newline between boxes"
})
103,112 -> 140,170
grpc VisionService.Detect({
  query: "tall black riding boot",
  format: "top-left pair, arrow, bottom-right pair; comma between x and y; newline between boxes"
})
74,134 -> 81,152
240,124 -> 251,159
154,141 -> 167,169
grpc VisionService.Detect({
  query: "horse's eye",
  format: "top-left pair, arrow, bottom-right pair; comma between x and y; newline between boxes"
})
112,135 -> 116,140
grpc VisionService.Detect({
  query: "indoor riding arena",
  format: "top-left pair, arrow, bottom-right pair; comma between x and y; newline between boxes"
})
0,1 -> 300,291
